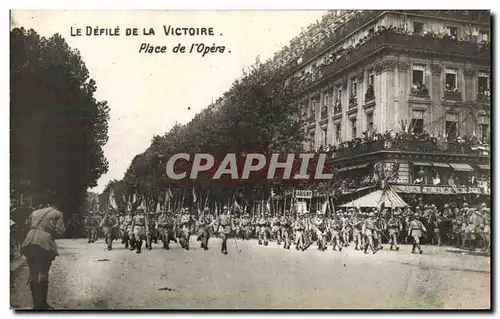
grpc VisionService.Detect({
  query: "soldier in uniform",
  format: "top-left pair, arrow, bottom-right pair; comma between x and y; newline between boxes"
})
21,199 -> 65,309
85,212 -> 98,243
164,210 -> 178,249
428,208 -> 442,246
292,214 -> 306,250
341,211 -> 352,247
481,208 -> 490,254
156,210 -> 169,249
271,215 -> 281,245
257,214 -> 269,246
408,213 -> 426,254
215,206 -> 232,255
131,208 -> 147,254
281,212 -> 293,250
374,209 -> 386,250
100,209 -> 120,251
387,210 -> 402,251
329,213 -> 343,251
178,209 -> 192,250
145,212 -> 157,250
121,210 -> 134,249
313,212 -> 328,251
362,212 -> 378,254
253,215 -> 260,240
351,212 -> 363,250
239,213 -> 251,240
197,208 -> 214,250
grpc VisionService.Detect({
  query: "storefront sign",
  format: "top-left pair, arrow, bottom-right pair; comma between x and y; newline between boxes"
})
294,190 -> 313,199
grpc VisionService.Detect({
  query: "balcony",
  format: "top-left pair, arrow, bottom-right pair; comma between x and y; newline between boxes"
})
477,91 -> 491,103
291,29 -> 490,94
328,134 -> 490,161
410,84 -> 429,97
307,115 -> 316,123
444,90 -> 462,100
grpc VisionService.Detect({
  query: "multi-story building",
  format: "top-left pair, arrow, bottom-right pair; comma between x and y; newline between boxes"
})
283,10 -> 491,203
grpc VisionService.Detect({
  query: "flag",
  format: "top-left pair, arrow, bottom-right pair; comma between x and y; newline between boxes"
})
164,188 -> 172,209
108,189 -> 118,210
138,196 -> 147,211
126,196 -> 132,211
321,201 -> 328,214
192,186 -> 197,204
155,200 -> 161,213
132,193 -> 138,205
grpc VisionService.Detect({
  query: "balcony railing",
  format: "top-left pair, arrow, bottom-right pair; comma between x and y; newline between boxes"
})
307,115 -> 315,123
410,84 -> 429,97
291,30 -> 490,93
444,90 -> 462,100
329,136 -> 490,160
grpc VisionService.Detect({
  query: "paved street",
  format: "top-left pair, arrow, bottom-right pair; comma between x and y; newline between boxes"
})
10,237 -> 490,309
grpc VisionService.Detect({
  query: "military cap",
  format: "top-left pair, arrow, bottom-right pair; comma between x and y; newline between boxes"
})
369,212 -> 375,217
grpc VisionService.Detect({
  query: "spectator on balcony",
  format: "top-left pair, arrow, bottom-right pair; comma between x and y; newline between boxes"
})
432,173 -> 441,185
448,174 -> 456,187
414,177 -> 424,185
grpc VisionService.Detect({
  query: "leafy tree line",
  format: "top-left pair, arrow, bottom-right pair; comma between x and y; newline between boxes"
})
11,27 -> 109,224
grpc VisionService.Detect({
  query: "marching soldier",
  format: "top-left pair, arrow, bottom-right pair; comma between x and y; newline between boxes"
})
330,213 -> 343,252
408,213 -> 426,254
387,210 -> 402,251
124,210 -> 136,250
131,208 -> 147,254
362,212 -> 378,254
239,213 -> 251,240
215,206 -> 232,255
281,212 -> 293,250
145,212 -> 157,250
374,209 -> 386,251
351,212 -> 363,250
292,214 -> 306,250
253,215 -> 260,240
156,210 -> 169,249
85,211 -> 98,243
164,210 -> 178,249
341,211 -> 352,247
197,208 -> 214,250
313,212 -> 328,251
178,209 -> 192,250
271,215 -> 282,245
100,209 -> 119,251
258,214 -> 270,246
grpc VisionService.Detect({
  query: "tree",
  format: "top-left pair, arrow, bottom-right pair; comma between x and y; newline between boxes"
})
10,28 -> 109,224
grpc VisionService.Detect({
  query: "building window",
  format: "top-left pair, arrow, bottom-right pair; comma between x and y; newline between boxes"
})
368,69 -> 374,86
445,113 -> 458,140
478,116 -> 490,143
322,127 -> 328,146
411,65 -> 428,95
445,68 -> 458,91
351,118 -> 357,138
411,110 -> 424,134
413,21 -> 423,34
366,112 -> 374,132
311,100 -> 316,117
368,27 -> 375,35
480,30 -> 489,42
350,77 -> 357,97
334,84 -> 342,112
324,94 -> 329,107
335,123 -> 342,143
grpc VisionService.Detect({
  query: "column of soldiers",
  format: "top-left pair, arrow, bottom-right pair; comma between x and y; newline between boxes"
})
82,201 -> 490,256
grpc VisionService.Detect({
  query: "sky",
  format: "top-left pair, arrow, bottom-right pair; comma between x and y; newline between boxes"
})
11,10 -> 326,194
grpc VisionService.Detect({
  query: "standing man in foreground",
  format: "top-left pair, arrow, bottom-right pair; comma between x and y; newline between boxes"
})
21,197 -> 65,310
216,206 -> 232,255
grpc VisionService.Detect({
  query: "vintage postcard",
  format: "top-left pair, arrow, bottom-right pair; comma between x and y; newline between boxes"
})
9,10 -> 491,310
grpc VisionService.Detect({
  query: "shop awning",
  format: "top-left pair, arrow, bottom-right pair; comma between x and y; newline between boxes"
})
356,163 -> 369,169
339,188 -> 408,208
337,165 -> 357,172
432,162 -> 451,168
448,163 -> 474,172
412,161 -> 432,167
477,164 -> 490,170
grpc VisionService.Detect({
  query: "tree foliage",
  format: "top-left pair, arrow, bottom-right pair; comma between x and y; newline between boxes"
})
10,28 -> 110,217
120,62 -> 306,208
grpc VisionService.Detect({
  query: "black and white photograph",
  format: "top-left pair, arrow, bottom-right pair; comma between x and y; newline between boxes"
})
9,9 -> 491,310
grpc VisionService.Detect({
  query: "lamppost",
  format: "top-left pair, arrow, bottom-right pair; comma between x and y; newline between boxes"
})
418,167 -> 425,203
